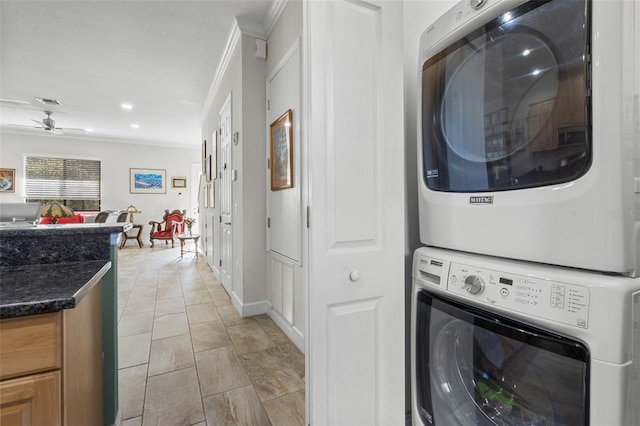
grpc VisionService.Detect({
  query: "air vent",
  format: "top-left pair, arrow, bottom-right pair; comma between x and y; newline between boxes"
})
35,97 -> 61,106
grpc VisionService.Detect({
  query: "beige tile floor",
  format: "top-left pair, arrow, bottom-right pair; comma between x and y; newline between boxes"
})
117,244 -> 305,426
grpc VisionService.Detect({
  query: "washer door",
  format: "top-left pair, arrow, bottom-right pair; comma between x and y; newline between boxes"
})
414,291 -> 589,426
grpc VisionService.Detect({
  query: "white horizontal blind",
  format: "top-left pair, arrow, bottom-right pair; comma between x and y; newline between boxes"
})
24,156 -> 101,200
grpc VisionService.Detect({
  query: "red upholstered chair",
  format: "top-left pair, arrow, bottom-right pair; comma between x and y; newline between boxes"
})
149,209 -> 185,248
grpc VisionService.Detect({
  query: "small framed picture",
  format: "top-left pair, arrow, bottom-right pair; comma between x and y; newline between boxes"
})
205,154 -> 212,182
212,130 -> 218,180
0,168 -> 15,193
171,177 -> 187,189
202,139 -> 207,172
500,107 -> 508,124
270,109 -> 293,191
130,168 -> 166,193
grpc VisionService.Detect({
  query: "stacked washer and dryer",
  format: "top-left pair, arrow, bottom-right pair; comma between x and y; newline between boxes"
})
412,0 -> 640,425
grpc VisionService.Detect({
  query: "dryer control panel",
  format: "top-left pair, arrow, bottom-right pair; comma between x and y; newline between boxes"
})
414,252 -> 591,329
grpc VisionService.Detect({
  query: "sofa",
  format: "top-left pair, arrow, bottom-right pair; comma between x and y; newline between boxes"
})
40,214 -> 85,224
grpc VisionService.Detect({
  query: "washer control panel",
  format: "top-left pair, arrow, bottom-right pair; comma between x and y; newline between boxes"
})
447,262 -> 591,328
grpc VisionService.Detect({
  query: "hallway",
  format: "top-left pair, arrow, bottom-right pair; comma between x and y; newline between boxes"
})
116,245 -> 305,426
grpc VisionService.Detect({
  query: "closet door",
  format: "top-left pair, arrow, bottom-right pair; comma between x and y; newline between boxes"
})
304,1 -> 405,424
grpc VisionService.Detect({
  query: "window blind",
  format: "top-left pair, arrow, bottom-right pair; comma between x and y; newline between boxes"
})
24,156 -> 101,200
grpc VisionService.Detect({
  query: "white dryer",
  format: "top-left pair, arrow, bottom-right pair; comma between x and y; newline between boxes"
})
411,246 -> 640,425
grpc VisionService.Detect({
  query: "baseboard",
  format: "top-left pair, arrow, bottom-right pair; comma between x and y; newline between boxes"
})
267,307 -> 305,353
230,292 -> 270,317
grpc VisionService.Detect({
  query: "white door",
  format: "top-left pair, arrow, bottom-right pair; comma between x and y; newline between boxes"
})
219,94 -> 233,294
304,1 -> 405,425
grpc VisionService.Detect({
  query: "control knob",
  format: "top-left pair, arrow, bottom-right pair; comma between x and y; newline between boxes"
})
469,0 -> 485,9
464,275 -> 485,295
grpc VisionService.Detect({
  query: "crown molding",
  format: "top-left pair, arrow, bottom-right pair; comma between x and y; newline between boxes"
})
200,19 -> 242,125
264,0 -> 288,37
235,17 -> 266,40
200,0 -> 289,124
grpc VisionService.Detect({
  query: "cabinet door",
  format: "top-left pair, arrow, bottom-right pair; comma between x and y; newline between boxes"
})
529,99 -> 557,151
0,371 -> 61,426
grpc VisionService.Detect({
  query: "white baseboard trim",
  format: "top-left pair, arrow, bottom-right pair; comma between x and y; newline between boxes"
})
230,292 -> 270,317
267,307 -> 305,353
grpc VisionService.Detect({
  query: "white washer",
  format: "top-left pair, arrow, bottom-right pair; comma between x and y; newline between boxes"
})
411,246 -> 640,425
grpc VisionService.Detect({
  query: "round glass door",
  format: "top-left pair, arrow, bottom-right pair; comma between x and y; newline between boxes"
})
431,319 -> 554,425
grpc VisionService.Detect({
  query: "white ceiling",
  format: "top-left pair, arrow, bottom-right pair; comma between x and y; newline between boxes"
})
0,0 -> 275,148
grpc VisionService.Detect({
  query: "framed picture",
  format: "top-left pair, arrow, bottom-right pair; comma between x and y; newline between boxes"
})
205,154 -> 212,182
130,168 -> 166,193
204,183 -> 210,208
270,109 -> 293,191
202,139 -> 207,173
197,173 -> 203,202
212,130 -> 218,180
0,168 -> 15,193
171,176 -> 187,189
500,107 -> 508,124
210,181 -> 215,208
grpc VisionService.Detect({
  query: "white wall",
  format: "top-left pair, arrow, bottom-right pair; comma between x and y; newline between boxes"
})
0,131 -> 200,233
403,0 -> 458,420
200,21 -> 268,315
265,0 -> 304,350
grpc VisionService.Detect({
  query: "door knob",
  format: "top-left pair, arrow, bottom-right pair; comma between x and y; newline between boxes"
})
349,271 -> 361,282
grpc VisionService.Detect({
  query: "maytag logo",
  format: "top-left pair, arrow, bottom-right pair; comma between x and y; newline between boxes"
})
470,196 -> 493,205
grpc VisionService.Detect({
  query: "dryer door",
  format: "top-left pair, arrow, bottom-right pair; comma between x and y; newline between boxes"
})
414,290 -> 589,426
421,0 -> 590,192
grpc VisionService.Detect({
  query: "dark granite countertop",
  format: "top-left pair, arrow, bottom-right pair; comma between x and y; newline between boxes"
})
0,223 -> 129,237
0,260 -> 111,318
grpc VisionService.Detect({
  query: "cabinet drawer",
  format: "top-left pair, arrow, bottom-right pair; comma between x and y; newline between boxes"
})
0,312 -> 62,380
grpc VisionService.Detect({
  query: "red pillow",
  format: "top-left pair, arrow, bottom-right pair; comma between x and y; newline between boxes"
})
56,214 -> 84,224
39,216 -> 53,224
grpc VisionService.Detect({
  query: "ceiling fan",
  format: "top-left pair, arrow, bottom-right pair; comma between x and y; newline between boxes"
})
32,111 -> 86,134
9,111 -> 85,135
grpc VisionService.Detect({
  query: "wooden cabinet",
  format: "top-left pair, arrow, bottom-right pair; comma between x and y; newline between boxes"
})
0,281 -> 103,426
0,371 -> 61,426
529,70 -> 585,152
529,98 -> 557,152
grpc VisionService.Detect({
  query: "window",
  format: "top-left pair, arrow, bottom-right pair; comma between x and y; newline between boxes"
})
24,156 -> 101,211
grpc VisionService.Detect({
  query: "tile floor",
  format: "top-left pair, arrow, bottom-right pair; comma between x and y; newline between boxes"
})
116,244 -> 305,426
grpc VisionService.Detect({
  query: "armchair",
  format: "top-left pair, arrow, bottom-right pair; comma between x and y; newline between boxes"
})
149,209 -> 185,248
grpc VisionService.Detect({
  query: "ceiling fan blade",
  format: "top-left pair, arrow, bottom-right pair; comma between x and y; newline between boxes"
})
31,119 -> 44,126
6,123 -> 45,129
51,129 -> 64,135
56,127 -> 86,132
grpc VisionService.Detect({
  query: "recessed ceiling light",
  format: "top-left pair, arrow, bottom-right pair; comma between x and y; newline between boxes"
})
121,103 -> 133,110
85,128 -> 94,133
131,123 -> 139,129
